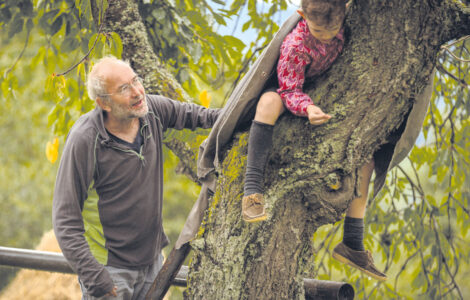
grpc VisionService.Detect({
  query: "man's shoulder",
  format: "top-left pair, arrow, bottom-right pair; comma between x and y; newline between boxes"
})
67,109 -> 100,143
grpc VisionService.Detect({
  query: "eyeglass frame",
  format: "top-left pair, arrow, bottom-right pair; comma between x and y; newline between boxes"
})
99,76 -> 144,97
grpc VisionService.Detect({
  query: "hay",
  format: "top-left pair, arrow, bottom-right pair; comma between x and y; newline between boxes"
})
0,230 -> 81,300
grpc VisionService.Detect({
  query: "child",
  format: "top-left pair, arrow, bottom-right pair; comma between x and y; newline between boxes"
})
241,0 -> 387,281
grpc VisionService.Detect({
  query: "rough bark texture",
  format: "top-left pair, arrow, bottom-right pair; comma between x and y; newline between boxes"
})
101,0 -> 200,182
185,1 -> 469,299
99,0 -> 469,298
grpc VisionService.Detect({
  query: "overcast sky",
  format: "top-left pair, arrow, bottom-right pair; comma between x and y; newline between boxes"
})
214,1 -> 300,43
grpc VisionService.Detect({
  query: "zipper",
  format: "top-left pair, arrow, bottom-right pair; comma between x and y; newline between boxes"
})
101,119 -> 151,165
106,121 -> 149,165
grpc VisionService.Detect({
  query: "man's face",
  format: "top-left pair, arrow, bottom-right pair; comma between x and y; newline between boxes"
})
102,63 -> 148,120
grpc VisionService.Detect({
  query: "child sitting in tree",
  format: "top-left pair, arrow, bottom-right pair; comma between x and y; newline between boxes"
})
241,0 -> 387,281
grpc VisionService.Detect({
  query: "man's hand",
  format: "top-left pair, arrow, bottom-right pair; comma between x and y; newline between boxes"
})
306,105 -> 331,125
105,286 -> 118,297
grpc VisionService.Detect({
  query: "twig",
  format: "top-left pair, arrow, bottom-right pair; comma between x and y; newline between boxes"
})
436,64 -> 469,88
430,215 -> 464,299
397,165 -> 424,196
3,27 -> 31,78
440,35 -> 470,63
56,0 -> 107,76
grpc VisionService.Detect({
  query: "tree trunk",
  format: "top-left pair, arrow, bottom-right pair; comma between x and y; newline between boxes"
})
185,1 -> 469,299
100,0 -> 468,298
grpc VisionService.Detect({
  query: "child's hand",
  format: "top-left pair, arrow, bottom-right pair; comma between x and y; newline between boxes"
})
306,105 -> 331,125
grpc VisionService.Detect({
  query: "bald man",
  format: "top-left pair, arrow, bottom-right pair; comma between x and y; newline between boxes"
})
53,56 -> 220,299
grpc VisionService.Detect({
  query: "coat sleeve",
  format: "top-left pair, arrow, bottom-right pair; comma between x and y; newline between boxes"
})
52,128 -> 114,297
148,95 -> 221,131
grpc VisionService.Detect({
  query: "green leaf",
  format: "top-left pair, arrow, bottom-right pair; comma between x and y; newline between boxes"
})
1,7 -> 13,23
50,14 -> 63,36
108,32 -> 123,58
223,35 -> 245,50
42,9 -> 60,22
8,13 -> 24,38
19,0 -> 34,17
60,36 -> 80,52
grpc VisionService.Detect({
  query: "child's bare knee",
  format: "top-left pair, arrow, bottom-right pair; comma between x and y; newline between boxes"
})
257,92 -> 283,114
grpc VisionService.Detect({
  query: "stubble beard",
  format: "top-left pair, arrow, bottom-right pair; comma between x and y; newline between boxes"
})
111,96 -> 148,120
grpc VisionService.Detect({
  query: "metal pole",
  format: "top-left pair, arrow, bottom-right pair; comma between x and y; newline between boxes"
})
0,246 -> 189,287
0,246 -> 74,274
304,278 -> 355,300
0,246 -> 354,299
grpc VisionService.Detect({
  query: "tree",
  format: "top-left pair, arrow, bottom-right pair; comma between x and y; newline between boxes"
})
0,0 -> 469,299
184,2 -> 470,299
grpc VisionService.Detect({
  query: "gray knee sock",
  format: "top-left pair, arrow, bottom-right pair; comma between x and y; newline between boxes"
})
343,217 -> 365,251
244,120 -> 274,196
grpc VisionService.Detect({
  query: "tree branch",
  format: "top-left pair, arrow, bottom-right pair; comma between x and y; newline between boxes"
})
438,0 -> 470,44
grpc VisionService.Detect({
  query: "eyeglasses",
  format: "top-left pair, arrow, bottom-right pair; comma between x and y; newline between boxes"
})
100,76 -> 144,97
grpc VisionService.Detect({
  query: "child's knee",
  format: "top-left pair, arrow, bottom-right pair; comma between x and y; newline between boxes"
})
256,92 -> 284,115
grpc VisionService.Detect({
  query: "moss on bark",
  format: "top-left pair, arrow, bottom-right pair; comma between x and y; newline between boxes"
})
185,1 -> 469,299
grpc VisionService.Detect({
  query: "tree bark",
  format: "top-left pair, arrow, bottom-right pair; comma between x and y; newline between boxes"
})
99,0 -> 469,298
185,1 -> 469,299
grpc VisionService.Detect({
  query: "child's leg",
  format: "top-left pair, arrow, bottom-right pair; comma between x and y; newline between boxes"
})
244,92 -> 285,195
342,159 -> 374,251
242,92 -> 284,222
332,159 -> 387,281
253,91 -> 286,125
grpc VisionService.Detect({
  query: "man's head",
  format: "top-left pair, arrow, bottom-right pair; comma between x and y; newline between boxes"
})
87,56 -> 148,121
298,0 -> 346,43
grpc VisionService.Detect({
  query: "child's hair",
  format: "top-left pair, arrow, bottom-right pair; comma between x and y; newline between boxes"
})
301,0 -> 346,28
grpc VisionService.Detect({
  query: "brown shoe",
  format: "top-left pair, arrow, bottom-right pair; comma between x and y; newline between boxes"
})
332,242 -> 388,281
242,193 -> 267,222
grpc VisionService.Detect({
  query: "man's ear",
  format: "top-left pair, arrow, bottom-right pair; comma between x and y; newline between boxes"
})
297,9 -> 306,20
96,97 -> 111,112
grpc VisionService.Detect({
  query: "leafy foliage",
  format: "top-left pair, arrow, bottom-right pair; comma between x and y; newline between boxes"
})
313,39 -> 470,299
0,0 -> 469,299
138,0 -> 289,99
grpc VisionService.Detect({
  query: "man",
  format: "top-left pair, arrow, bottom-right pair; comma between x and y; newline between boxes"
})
52,56 -> 220,299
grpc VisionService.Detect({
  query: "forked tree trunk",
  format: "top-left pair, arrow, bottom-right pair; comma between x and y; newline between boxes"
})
184,1 -> 469,299
101,0 -> 469,298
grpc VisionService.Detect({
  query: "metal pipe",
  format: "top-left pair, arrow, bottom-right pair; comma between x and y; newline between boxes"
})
304,278 -> 355,300
0,246 -> 74,274
0,246 -> 354,299
0,246 -> 188,286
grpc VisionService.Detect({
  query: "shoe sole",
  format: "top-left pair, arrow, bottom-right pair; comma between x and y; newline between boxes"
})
332,251 -> 388,281
242,214 -> 267,223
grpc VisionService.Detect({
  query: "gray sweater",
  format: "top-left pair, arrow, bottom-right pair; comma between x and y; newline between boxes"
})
53,95 -> 220,297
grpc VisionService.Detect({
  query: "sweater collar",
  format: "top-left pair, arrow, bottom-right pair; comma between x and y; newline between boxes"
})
90,95 -> 151,143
